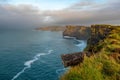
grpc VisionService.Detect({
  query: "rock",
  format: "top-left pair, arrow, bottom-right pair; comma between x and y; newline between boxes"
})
63,25 -> 91,40
61,24 -> 116,67
86,24 -> 113,53
85,51 -> 93,57
61,52 -> 84,67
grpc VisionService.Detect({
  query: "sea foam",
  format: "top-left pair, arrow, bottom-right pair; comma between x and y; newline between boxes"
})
75,40 -> 86,47
56,68 -> 66,74
56,68 -> 69,76
11,50 -> 53,80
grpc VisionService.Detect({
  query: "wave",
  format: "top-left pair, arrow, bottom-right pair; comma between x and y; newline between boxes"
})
63,36 -> 87,49
63,36 -> 76,39
73,39 -> 87,51
56,68 -> 69,75
11,50 -> 53,80
75,41 -> 86,47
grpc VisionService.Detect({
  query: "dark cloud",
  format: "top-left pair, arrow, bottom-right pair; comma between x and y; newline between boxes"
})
0,0 -> 120,29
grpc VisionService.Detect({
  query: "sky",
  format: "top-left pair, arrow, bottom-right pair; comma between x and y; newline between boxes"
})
0,0 -> 120,29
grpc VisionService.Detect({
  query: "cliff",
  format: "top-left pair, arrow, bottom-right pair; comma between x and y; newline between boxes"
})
61,52 -> 84,67
61,24 -> 120,80
61,25 -> 113,67
36,26 -> 65,31
63,25 -> 91,40
85,24 -> 113,53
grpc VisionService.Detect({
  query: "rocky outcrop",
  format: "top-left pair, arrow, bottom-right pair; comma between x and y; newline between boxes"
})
36,26 -> 65,31
63,25 -> 91,40
61,52 -> 84,67
61,24 -> 114,67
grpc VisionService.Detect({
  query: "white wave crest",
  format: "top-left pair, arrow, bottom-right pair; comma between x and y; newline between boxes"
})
63,36 -> 76,39
11,50 -> 53,80
24,53 -> 46,68
56,68 -> 69,75
75,40 -> 86,47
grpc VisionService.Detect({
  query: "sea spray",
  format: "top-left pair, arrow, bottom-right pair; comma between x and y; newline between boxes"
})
56,67 -> 69,78
63,36 -> 76,39
75,40 -> 86,47
74,39 -> 87,51
56,68 -> 69,75
11,50 -> 53,80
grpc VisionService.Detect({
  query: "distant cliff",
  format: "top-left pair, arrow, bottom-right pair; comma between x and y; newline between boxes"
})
36,26 -> 65,31
63,25 -> 91,40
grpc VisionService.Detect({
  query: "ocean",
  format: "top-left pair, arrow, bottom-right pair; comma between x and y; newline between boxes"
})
0,29 -> 86,80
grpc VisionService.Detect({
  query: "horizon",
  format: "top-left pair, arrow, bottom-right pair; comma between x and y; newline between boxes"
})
0,0 -> 120,29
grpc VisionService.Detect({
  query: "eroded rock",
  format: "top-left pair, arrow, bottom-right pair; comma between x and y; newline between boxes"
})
61,52 -> 84,67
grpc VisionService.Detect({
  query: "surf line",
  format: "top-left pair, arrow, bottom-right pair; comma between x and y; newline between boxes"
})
56,68 -> 69,75
11,50 -> 53,80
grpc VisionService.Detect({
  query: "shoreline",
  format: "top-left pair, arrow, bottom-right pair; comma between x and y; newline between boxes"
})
61,24 -> 120,80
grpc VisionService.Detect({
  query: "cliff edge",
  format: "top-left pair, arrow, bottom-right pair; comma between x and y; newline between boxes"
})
61,24 -> 120,80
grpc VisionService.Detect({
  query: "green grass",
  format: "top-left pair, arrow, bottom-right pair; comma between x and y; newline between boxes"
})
61,54 -> 120,80
61,25 -> 120,80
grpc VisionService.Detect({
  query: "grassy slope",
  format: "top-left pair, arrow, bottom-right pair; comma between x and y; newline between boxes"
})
61,27 -> 120,80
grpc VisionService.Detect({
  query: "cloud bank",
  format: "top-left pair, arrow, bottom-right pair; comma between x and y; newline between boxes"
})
0,0 -> 120,29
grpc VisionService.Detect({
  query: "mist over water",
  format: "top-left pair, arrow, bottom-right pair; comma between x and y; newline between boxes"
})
0,29 -> 86,80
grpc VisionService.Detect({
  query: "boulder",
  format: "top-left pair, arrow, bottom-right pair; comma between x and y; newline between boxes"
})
61,52 -> 84,67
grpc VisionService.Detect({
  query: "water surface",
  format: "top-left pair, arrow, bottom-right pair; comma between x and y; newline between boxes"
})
0,29 -> 86,80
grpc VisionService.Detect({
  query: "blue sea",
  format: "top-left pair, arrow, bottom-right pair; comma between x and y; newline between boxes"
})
0,29 -> 86,80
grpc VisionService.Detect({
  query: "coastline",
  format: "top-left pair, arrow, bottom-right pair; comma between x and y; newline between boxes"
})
59,37 -> 87,76
61,24 -> 120,80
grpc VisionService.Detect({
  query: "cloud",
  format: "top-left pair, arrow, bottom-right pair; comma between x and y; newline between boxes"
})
66,0 -> 102,10
0,4 -> 54,29
0,0 -> 120,29
49,0 -> 120,25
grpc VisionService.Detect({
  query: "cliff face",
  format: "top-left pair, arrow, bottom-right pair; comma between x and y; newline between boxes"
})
63,25 -> 91,40
86,24 -> 113,53
61,24 -> 120,80
88,25 -> 112,44
61,25 -> 113,67
61,24 -> 120,66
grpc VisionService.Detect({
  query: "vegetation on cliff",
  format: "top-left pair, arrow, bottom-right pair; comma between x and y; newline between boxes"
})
61,25 -> 120,80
